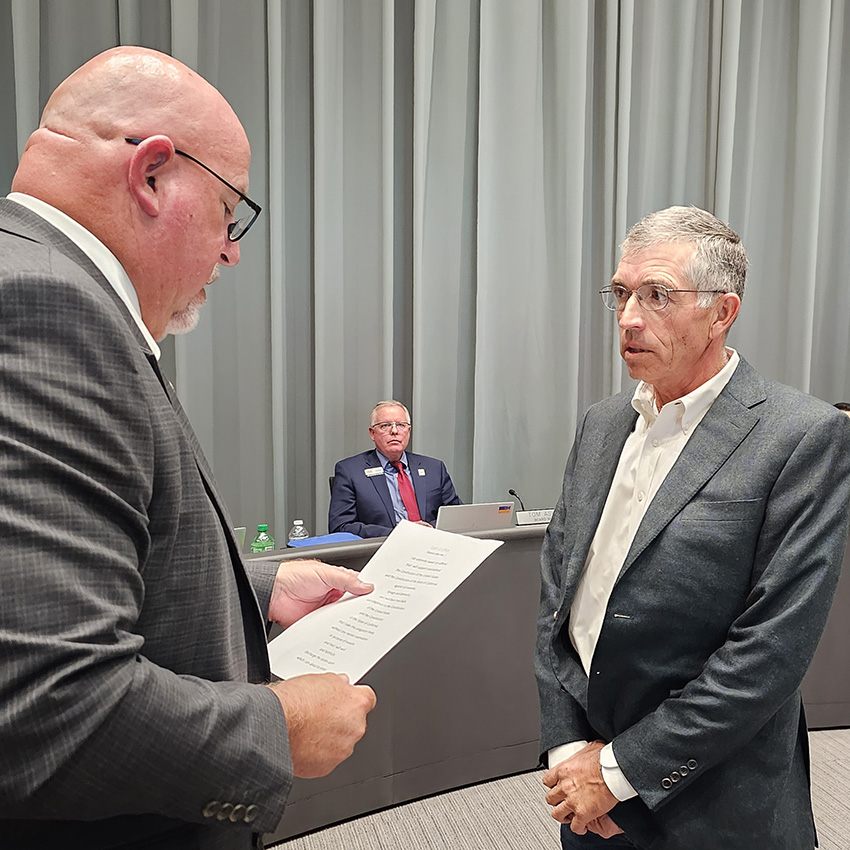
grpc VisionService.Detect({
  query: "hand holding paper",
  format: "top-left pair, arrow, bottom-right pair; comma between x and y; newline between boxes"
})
268,560 -> 374,628
268,520 -> 503,682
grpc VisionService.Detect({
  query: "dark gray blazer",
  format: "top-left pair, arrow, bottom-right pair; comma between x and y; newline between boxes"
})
0,200 -> 291,849
536,358 -> 850,849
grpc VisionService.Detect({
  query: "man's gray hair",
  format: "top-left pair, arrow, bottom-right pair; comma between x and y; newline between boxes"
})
369,400 -> 411,426
620,206 -> 748,307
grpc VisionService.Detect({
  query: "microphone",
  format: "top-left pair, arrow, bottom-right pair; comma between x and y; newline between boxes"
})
508,488 -> 526,511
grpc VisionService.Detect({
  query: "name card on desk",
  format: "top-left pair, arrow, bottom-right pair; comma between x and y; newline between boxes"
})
515,508 -> 554,526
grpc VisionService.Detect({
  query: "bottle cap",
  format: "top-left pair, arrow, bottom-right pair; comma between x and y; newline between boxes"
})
258,523 -> 268,532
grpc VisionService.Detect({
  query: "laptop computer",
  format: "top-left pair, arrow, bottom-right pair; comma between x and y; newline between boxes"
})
435,502 -> 515,533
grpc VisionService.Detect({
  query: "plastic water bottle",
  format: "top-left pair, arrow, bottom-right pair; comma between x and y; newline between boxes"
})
288,520 -> 310,542
250,523 -> 275,553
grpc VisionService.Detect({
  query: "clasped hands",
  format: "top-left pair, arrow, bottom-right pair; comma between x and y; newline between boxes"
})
542,740 -> 623,838
267,559 -> 377,778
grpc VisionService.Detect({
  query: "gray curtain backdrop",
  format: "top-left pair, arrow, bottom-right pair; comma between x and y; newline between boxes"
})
2,0 -> 849,540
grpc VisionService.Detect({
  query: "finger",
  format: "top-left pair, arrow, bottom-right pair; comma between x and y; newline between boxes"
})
541,767 -> 556,788
356,684 -> 378,710
549,802 -> 573,825
347,578 -> 375,595
569,813 -> 590,835
544,786 -> 566,806
336,673 -> 351,684
590,816 -> 623,839
322,566 -> 374,595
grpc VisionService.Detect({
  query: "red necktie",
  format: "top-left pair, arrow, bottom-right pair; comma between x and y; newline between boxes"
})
392,461 -> 421,522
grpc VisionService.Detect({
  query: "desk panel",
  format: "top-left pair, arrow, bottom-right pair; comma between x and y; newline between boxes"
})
254,526 -> 544,841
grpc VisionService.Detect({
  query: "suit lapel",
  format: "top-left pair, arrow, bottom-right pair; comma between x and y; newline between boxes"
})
617,359 -> 765,581
565,398 -> 638,593
146,354 -> 271,680
408,453 -> 427,518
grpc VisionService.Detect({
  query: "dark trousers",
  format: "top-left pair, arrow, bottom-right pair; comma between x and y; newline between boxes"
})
560,823 -> 637,849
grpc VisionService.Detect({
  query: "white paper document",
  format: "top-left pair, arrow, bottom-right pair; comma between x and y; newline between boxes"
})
268,520 -> 503,682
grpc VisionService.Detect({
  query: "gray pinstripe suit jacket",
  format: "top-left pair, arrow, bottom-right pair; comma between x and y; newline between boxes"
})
0,200 -> 291,849
536,358 -> 850,849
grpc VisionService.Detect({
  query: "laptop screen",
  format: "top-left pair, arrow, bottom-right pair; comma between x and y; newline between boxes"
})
435,502 -> 514,533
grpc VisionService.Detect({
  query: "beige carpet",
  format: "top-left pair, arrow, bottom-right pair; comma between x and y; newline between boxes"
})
276,728 -> 850,850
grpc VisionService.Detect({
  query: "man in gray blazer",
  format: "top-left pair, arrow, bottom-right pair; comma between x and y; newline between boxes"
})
536,206 -> 850,849
0,48 -> 375,849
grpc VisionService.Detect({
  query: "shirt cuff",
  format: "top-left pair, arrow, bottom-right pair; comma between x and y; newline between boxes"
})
600,742 -> 638,801
547,741 -> 589,768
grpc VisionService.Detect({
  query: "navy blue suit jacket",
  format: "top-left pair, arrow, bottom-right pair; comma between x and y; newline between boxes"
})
328,450 -> 461,538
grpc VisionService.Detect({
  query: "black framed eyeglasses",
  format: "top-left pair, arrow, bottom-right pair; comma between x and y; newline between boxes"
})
599,283 -> 725,312
125,137 -> 262,241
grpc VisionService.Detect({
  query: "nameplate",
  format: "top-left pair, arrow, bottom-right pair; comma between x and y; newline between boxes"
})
364,467 -> 384,477
515,508 -> 554,526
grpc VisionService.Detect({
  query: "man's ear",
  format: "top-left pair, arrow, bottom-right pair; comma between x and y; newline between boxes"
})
710,292 -> 741,339
126,136 -> 175,218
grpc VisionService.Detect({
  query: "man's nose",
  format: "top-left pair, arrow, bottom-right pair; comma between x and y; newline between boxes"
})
220,238 -> 240,267
618,293 -> 644,329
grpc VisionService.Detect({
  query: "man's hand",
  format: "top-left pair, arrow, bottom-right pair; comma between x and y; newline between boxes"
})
542,740 -> 619,834
586,814 -> 624,839
270,673 -> 377,778
269,560 -> 374,628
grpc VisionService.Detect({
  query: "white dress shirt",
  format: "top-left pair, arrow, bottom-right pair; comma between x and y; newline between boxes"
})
549,350 -> 740,802
6,192 -> 161,359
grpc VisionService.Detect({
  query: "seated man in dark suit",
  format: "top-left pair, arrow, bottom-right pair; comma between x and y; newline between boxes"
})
329,400 -> 461,538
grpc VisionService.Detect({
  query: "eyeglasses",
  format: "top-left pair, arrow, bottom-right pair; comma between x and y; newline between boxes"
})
370,421 -> 411,433
599,283 -> 725,312
125,137 -> 262,241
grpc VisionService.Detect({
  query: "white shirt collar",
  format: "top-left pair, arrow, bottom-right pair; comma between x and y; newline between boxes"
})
632,348 -> 740,432
6,192 -> 161,359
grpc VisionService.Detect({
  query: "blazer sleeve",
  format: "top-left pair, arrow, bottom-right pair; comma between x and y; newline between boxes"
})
611,410 -> 850,812
245,557 -> 280,621
328,460 -> 393,538
0,269 -> 291,832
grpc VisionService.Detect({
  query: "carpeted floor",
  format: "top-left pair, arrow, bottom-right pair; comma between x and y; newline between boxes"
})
276,728 -> 850,850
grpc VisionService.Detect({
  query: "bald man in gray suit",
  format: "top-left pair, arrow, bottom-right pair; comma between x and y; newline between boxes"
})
0,48 -> 375,849
536,207 -> 850,849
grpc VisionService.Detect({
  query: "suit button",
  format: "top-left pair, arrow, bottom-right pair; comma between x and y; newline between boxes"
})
661,778 -> 672,790
670,771 -> 681,783
679,764 -> 689,776
202,801 -> 221,818
230,804 -> 247,823
216,802 -> 234,821
687,759 -> 698,770
245,805 -> 259,824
